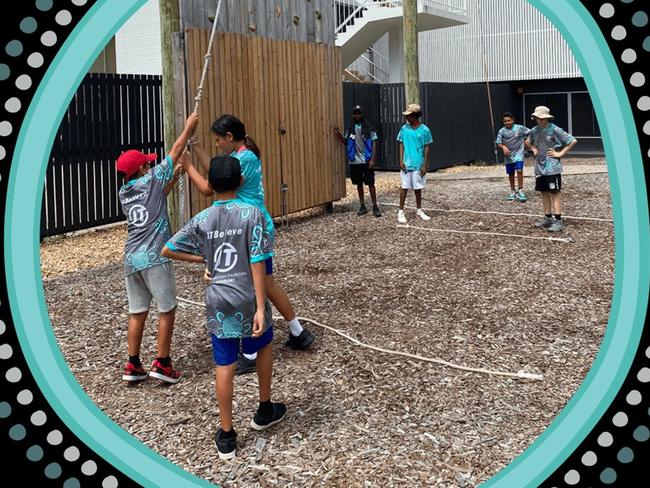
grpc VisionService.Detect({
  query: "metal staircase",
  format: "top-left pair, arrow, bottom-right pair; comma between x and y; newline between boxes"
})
335,0 -> 469,82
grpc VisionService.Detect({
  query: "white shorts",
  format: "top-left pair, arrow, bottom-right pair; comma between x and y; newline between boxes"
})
400,170 -> 427,190
125,261 -> 177,314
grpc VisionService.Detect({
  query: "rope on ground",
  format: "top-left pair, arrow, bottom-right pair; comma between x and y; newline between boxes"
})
398,223 -> 574,243
380,202 -> 613,223
176,296 -> 544,382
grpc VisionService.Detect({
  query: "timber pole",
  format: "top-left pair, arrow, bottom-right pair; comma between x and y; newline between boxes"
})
403,0 -> 420,105
160,0 -> 181,230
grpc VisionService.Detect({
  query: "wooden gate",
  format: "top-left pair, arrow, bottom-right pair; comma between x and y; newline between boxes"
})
183,30 -> 345,218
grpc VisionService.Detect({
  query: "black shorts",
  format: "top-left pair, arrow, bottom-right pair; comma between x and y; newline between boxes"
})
349,163 -> 375,186
535,174 -> 562,193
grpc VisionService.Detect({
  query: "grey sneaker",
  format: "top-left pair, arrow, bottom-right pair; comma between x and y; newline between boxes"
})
534,216 -> 553,229
357,206 -> 368,216
547,219 -> 566,232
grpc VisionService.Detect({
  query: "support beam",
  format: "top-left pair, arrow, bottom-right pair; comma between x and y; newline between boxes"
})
160,0 -> 182,230
403,0 -> 419,105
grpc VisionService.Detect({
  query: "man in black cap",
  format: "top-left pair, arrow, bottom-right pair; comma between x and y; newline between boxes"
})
334,106 -> 382,217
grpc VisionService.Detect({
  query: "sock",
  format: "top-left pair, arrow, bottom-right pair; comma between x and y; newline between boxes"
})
243,352 -> 257,361
258,400 -> 273,416
128,355 -> 141,367
554,214 -> 562,221
288,318 -> 303,337
156,356 -> 171,367
220,428 -> 236,438
545,214 -> 552,219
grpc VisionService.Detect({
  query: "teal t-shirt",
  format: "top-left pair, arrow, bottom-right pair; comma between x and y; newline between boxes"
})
232,147 -> 275,241
397,123 -> 433,171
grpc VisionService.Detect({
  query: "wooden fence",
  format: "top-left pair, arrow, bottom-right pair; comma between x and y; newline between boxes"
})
42,73 -> 164,237
182,30 -> 346,219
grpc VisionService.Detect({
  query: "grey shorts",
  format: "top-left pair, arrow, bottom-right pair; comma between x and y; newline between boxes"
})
125,261 -> 177,314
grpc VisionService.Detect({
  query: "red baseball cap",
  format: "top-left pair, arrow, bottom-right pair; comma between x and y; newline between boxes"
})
116,150 -> 157,177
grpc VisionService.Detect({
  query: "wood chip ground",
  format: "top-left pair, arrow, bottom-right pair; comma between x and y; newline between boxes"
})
42,158 -> 613,487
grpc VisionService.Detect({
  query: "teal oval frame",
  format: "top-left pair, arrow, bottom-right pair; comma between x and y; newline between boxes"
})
4,1 -> 649,487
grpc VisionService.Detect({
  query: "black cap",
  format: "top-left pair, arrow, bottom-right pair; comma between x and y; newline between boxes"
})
352,105 -> 363,114
208,155 -> 241,193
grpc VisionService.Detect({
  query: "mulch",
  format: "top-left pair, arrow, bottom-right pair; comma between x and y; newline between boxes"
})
42,158 -> 614,487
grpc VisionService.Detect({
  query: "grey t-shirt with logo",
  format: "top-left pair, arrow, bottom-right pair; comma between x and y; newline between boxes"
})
527,123 -> 576,176
496,124 -> 530,164
119,155 -> 174,275
165,199 -> 274,339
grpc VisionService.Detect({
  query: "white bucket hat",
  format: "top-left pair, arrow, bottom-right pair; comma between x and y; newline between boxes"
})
531,106 -> 554,120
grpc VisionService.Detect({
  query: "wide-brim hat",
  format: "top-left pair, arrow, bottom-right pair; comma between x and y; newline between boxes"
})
116,150 -> 157,177
531,105 -> 554,120
403,103 -> 422,116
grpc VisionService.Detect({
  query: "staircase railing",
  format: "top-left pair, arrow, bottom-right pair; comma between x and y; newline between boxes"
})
335,0 -> 467,35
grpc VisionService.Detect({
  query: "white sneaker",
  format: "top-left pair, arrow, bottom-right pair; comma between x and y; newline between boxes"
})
416,209 -> 431,221
397,210 -> 407,224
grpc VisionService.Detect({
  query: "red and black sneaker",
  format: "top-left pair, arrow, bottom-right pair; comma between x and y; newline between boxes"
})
122,362 -> 147,382
149,359 -> 181,384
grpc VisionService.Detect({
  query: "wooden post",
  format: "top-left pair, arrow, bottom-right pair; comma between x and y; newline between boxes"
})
403,0 -> 419,105
160,0 -> 181,230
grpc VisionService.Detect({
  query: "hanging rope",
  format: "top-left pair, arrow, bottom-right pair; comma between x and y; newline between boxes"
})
175,296 -> 544,381
178,0 -> 223,224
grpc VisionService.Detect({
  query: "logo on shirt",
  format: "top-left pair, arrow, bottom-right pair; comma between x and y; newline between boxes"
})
128,204 -> 149,227
214,243 -> 238,273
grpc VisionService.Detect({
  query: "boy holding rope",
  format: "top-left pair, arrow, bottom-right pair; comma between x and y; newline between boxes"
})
116,113 -> 199,384
162,155 -> 286,460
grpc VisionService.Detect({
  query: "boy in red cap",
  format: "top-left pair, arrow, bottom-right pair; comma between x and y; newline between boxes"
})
116,113 -> 199,383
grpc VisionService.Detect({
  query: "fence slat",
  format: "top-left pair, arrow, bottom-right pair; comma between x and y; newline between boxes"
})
41,74 -> 165,238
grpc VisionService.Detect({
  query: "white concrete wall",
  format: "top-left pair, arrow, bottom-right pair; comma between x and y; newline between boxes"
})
115,0 -> 162,75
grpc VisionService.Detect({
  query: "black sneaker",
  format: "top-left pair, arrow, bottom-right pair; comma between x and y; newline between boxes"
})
357,206 -> 368,216
250,402 -> 287,431
284,329 -> 316,350
215,428 -> 237,460
372,205 -> 382,217
235,354 -> 257,376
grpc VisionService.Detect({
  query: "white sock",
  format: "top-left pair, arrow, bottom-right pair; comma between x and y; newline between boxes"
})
243,352 -> 257,361
288,318 -> 303,337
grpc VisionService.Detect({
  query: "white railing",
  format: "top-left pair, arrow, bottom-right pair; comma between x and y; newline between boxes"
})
335,0 -> 467,34
335,1 -> 404,35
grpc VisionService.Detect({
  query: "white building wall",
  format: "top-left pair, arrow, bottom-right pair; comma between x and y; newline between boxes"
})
417,0 -> 581,82
115,0 -> 162,75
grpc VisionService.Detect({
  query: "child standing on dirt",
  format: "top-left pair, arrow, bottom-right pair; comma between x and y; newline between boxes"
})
527,106 -> 578,232
496,112 -> 530,202
116,113 -> 199,384
184,114 -> 316,376
397,104 -> 433,223
333,105 -> 382,217
162,155 -> 286,460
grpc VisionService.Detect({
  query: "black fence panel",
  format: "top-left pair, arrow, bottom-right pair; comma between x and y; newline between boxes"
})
41,73 -> 164,238
343,81 -> 520,170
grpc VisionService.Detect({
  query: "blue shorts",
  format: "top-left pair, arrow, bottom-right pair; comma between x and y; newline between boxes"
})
265,257 -> 273,275
211,327 -> 273,366
505,161 -> 524,175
